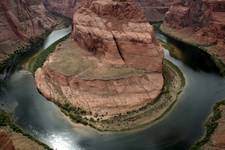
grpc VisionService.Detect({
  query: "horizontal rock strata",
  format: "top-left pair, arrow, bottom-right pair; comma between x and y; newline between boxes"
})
35,0 -> 164,119
43,0 -> 78,18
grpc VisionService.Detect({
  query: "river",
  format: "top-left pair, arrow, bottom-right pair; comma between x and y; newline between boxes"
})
0,27 -> 225,150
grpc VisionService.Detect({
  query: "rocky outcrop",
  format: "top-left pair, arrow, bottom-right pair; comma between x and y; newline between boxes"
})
0,128 -> 45,150
161,0 -> 225,63
137,0 -> 176,22
35,0 -> 164,119
0,0 -> 57,62
72,0 -> 163,71
43,0 -> 176,22
43,0 -> 78,18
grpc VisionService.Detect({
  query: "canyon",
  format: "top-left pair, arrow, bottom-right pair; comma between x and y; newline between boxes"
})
1,0 -> 225,149
0,0 -> 176,63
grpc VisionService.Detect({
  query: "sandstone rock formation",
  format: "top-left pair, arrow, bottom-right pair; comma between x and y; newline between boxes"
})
43,0 -> 78,18
35,0 -> 164,118
72,0 -> 163,71
0,0 -> 57,62
138,0 -> 176,22
161,0 -> 225,63
43,0 -> 177,22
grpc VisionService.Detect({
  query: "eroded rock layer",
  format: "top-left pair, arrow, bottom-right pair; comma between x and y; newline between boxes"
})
72,0 -> 163,71
35,0 -> 164,118
161,0 -> 225,63
0,0 -> 57,61
138,0 -> 176,22
43,0 -> 78,18
43,0 -> 176,22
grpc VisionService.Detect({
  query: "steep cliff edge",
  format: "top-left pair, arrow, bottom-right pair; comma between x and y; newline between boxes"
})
35,0 -> 166,127
0,0 -> 57,62
161,0 -> 225,65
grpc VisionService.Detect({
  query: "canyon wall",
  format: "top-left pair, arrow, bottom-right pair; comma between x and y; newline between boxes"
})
138,0 -> 176,22
43,0 -> 78,18
35,0 -> 164,118
161,0 -> 225,63
43,0 -> 176,22
0,0 -> 57,62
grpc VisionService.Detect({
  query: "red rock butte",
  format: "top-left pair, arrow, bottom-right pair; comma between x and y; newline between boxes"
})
35,0 -> 164,118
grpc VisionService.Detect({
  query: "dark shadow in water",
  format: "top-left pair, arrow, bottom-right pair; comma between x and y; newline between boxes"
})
153,24 -> 220,74
167,38 -> 220,73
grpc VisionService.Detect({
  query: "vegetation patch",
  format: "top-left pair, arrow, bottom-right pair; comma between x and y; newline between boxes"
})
0,35 -> 47,75
28,34 -> 70,73
191,100 -> 225,150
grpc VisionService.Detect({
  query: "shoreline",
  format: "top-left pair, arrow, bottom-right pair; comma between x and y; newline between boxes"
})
191,100 -> 225,150
54,59 -> 185,132
0,111 -> 51,150
160,24 -> 225,76
21,22 -> 184,133
0,16 -> 71,150
159,24 -> 225,150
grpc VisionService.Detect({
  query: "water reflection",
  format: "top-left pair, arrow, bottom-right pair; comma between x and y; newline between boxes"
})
43,27 -> 72,49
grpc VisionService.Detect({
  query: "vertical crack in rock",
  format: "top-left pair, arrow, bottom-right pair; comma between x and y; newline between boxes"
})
35,0 -> 164,119
112,33 -> 125,63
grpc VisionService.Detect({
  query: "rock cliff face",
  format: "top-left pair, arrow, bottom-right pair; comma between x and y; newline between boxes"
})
138,0 -> 176,22
72,0 -> 163,71
43,0 -> 78,18
43,0 -> 176,22
35,0 -> 164,118
0,0 -> 57,62
161,0 -> 225,63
